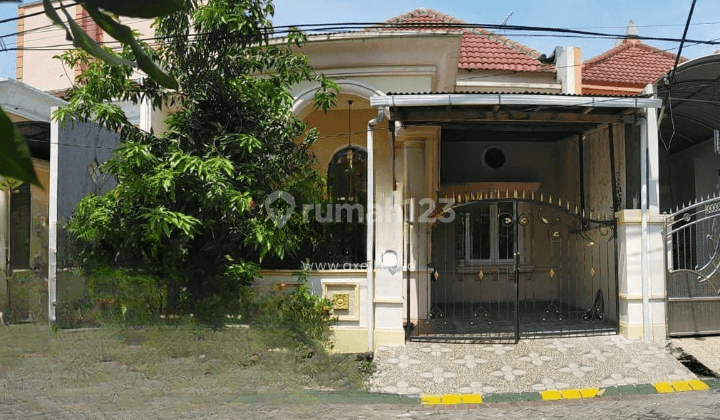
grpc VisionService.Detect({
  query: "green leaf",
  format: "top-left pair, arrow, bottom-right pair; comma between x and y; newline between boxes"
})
81,0 -> 184,18
84,6 -> 178,90
60,6 -> 135,67
0,107 -> 40,187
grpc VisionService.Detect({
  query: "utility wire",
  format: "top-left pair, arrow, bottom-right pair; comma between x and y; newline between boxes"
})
670,0 -> 698,82
0,2 -> 78,25
5,17 -> 720,48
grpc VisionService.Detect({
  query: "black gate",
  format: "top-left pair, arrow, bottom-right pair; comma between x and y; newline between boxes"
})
666,196 -> 720,336
411,194 -> 618,342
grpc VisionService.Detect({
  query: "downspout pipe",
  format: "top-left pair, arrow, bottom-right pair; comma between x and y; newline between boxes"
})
367,107 -> 385,353
640,111 -> 650,342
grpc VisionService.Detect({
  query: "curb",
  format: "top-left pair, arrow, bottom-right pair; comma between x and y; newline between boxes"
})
420,378 -> 717,406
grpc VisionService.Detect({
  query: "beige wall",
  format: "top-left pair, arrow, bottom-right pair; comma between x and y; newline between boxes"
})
455,69 -> 561,93
584,124 -> 626,217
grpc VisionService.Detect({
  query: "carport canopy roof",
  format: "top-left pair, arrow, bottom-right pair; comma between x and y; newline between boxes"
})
370,91 -> 661,141
657,54 -> 720,153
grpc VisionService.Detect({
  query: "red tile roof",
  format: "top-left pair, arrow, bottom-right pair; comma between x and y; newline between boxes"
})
373,8 -> 555,73
583,39 -> 683,85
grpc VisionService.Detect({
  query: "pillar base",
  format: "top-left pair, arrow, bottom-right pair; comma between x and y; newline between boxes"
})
374,328 -> 405,351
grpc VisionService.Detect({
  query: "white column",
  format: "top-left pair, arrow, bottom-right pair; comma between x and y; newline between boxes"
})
404,139 -> 426,267
402,138 -> 429,325
48,110 -> 60,324
644,85 -> 661,213
0,188 -> 8,309
618,88 -> 666,341
616,210 -> 666,340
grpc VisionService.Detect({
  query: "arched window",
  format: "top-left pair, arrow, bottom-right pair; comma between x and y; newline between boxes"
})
327,146 -> 367,203
318,146 -> 368,264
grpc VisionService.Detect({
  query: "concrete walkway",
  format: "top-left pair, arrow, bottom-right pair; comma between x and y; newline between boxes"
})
370,335 -> 696,396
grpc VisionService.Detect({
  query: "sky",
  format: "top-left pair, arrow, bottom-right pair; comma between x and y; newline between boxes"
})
2,0 -> 720,80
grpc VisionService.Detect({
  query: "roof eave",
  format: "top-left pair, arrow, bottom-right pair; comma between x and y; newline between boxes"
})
370,93 -> 662,109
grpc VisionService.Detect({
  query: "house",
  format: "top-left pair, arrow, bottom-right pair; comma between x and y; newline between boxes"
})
5,1 -> 173,325
0,78 -> 65,321
8,5 -> 673,351
278,8 -> 667,351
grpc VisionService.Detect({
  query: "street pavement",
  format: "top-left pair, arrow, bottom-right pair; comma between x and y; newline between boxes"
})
3,334 -> 720,419
3,388 -> 720,419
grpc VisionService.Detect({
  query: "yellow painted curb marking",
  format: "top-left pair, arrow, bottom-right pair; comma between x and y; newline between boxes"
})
461,394 -> 483,404
672,380 -> 692,392
541,390 -> 562,401
441,395 -> 462,405
580,388 -> 599,398
688,379 -> 710,391
421,394 -> 483,405
654,382 -> 675,394
421,395 -> 442,405
561,389 -> 582,400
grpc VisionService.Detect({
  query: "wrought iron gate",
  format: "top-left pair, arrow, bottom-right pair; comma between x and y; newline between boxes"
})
666,196 -> 720,336
411,194 -> 618,342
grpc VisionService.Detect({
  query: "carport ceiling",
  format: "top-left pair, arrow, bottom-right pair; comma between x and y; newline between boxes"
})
658,54 -> 720,153
392,103 -> 635,142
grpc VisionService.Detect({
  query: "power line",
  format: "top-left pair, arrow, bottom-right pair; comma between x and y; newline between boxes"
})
6,17 -> 720,50
0,2 -> 78,25
6,23 -> 720,56
670,0 -> 698,82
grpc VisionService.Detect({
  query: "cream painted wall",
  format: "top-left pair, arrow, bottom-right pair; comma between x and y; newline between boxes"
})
455,69 -> 561,93
17,2 -> 154,92
298,33 -> 461,93
17,3 -> 78,91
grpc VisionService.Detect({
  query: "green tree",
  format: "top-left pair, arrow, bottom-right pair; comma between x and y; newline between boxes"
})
57,0 -> 338,324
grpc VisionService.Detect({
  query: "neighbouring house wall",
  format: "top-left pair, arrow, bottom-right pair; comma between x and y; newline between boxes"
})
16,2 -> 80,91
50,119 -> 121,323
17,2 -> 154,93
0,159 -> 50,319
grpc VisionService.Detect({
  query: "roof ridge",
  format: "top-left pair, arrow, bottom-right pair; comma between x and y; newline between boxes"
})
383,8 -> 469,26
584,38 -> 682,69
376,8 -> 545,61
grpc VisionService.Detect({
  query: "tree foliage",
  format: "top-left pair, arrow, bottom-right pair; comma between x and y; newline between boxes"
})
59,0 -> 339,324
